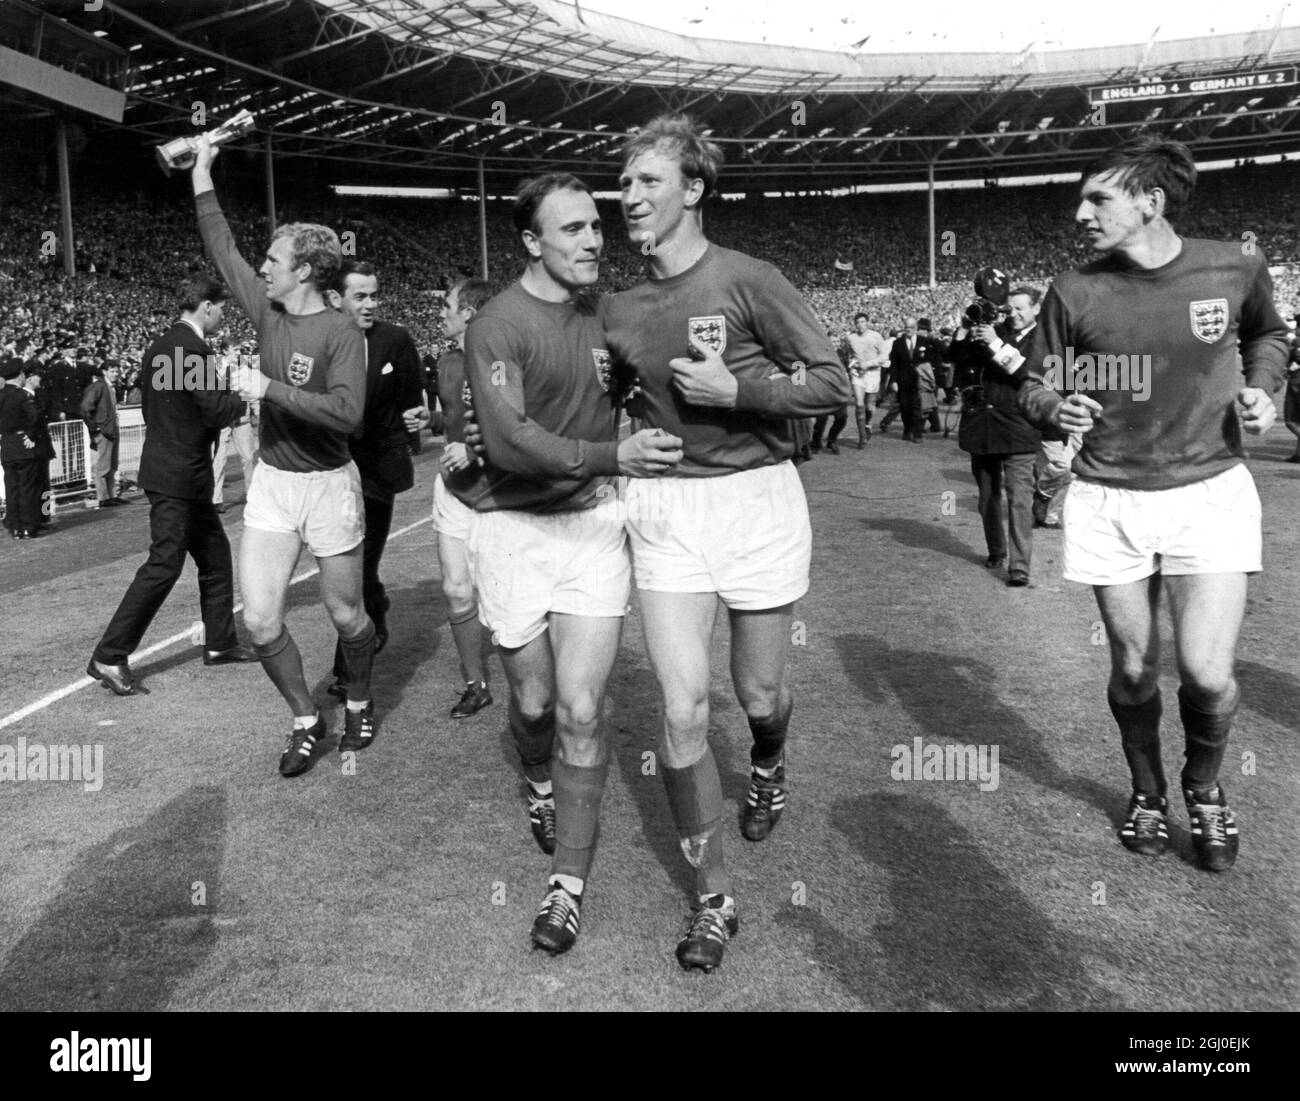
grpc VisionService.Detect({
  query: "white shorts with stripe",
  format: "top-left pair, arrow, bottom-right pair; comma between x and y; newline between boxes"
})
625,461 -> 811,609
1062,463 -> 1262,586
465,492 -> 631,649
243,461 -> 364,558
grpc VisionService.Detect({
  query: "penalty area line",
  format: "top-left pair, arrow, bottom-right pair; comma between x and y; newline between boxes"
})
0,515 -> 432,731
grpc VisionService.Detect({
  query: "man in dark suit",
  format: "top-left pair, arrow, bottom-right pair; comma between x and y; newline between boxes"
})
887,317 -> 940,441
87,275 -> 257,697
1,357 -> 43,539
952,285 -> 1043,587
79,361 -> 125,506
21,358 -> 56,530
327,260 -> 429,696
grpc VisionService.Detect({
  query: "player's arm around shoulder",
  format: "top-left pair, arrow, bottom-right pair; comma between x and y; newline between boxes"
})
734,264 -> 852,417
463,312 -> 618,479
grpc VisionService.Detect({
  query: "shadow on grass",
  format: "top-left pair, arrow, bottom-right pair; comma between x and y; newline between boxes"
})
0,784 -> 226,1011
835,633 -> 1117,819
776,792 -> 1123,1010
1236,659 -> 1300,735
864,517 -> 980,566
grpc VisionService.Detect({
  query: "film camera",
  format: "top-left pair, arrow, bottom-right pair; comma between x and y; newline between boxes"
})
963,266 -> 1010,327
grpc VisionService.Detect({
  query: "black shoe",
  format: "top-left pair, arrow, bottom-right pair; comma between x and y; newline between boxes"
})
1286,455 -> 1300,464
985,554 -> 1006,570
809,443 -> 822,453
826,441 -> 840,455
86,658 -> 148,696
101,497 -> 128,507
1007,571 -> 1030,587
528,788 -> 557,855
214,503 -> 227,514
203,645 -> 258,666
339,702 -> 377,752
531,882 -> 582,955
279,717 -> 325,778
1119,792 -> 1170,857
1184,784 -> 1239,873
326,677 -> 348,702
451,680 -> 492,718
742,761 -> 786,841
676,895 -> 738,973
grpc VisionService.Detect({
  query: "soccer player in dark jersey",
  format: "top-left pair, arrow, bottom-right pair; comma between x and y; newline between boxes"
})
432,277 -> 494,719
1011,137 -> 1288,873
190,136 -> 373,777
464,173 -> 683,957
604,116 -> 852,971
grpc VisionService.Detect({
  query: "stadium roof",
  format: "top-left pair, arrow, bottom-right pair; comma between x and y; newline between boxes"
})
13,0 -> 1300,190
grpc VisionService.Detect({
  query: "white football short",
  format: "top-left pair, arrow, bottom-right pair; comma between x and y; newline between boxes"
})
243,461 -> 364,558
1062,463 -> 1262,586
431,473 -> 473,542
625,461 -> 811,609
465,493 -> 631,649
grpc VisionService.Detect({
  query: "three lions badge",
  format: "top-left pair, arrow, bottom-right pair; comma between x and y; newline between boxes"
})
288,352 -> 314,386
688,315 -> 727,357
1189,299 -> 1228,344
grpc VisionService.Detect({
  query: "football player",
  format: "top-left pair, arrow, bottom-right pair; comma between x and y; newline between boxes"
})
1012,136 -> 1288,872
604,115 -> 852,970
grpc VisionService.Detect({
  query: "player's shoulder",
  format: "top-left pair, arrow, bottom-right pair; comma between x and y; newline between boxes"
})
1181,236 -> 1267,274
708,243 -> 783,284
473,280 -> 526,321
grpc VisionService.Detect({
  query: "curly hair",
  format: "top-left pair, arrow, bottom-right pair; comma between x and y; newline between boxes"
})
272,222 -> 343,295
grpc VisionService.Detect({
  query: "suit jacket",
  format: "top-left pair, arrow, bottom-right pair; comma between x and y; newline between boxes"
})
138,321 -> 245,500
0,383 -> 39,464
349,319 -> 424,499
79,377 -> 118,438
889,334 -> 940,395
23,386 -> 55,461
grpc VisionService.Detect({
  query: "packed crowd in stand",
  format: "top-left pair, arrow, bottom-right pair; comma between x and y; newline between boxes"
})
1,160 -> 1298,414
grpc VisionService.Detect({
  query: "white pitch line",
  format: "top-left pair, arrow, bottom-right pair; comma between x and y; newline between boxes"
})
0,515 -> 432,731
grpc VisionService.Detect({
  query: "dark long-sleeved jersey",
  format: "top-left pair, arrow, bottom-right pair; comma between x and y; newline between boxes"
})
1014,238 -> 1288,490
196,191 -> 365,473
463,282 -> 618,513
603,244 -> 851,476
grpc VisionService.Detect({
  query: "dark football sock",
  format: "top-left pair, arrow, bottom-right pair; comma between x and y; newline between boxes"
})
339,619 -> 376,703
662,751 -> 728,898
1179,683 -> 1238,793
449,606 -> 486,684
509,698 -> 555,783
254,627 -> 314,716
749,692 -> 794,768
551,757 -> 609,884
1109,688 -> 1165,797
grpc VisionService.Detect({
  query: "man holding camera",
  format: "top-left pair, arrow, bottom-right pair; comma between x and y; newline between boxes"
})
951,278 -> 1041,586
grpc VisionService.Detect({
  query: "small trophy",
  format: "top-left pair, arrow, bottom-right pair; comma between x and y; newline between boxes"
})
155,109 -> 255,174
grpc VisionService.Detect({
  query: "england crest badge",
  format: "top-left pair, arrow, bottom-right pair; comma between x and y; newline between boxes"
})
592,348 -> 612,392
1189,299 -> 1228,344
288,352 -> 314,386
688,315 -> 727,356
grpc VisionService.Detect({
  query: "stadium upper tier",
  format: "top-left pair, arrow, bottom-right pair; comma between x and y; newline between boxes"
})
8,1 -> 1300,189
2,161 -> 1297,393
